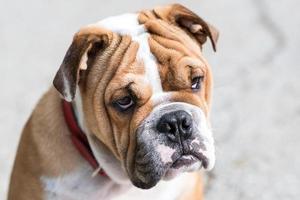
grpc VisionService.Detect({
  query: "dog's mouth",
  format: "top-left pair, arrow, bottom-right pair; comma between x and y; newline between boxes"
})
129,142 -> 212,189
172,155 -> 198,168
163,154 -> 208,180
172,154 -> 206,169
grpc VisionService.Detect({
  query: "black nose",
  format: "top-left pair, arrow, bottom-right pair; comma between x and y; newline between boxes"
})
157,110 -> 193,142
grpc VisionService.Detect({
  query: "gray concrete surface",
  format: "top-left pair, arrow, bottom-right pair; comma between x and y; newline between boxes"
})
1,0 -> 299,199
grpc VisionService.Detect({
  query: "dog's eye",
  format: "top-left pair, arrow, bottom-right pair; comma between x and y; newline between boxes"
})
115,96 -> 134,111
191,76 -> 204,91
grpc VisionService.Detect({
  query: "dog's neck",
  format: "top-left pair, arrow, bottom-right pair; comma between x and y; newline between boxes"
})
72,89 -> 130,185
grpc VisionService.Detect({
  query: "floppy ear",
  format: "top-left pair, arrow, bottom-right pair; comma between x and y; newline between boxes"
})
153,4 -> 219,52
53,26 -> 112,101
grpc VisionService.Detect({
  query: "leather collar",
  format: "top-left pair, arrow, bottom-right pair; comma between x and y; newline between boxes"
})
62,100 -> 106,176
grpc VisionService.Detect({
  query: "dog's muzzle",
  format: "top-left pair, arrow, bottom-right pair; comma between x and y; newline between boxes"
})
129,102 -> 215,189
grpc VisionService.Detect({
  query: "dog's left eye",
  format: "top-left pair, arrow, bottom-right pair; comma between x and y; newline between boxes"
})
191,76 -> 204,91
115,96 -> 134,111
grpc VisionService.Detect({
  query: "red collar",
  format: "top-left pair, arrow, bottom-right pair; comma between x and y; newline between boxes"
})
62,100 -> 106,176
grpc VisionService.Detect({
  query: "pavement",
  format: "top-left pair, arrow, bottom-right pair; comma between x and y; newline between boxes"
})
1,0 -> 299,199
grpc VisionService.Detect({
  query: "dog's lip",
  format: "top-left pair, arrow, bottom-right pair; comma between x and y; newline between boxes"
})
171,152 -> 209,169
192,151 -> 209,169
171,155 -> 199,169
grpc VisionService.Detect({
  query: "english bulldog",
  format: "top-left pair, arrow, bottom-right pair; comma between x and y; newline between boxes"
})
8,4 -> 219,200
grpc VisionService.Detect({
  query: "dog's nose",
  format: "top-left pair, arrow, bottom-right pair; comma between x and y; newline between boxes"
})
157,110 -> 193,142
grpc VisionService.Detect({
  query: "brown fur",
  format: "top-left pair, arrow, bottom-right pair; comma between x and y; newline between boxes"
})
179,172 -> 204,200
8,88 -> 86,199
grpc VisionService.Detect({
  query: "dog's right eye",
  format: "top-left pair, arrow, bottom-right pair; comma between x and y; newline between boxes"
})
114,96 -> 135,111
191,76 -> 204,91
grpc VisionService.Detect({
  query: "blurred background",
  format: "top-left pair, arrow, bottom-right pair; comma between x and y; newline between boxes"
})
1,0 -> 299,199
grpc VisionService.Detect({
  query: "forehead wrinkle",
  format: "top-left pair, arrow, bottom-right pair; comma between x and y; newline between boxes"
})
149,41 -> 190,90
148,36 -> 182,67
102,38 -> 137,104
97,13 -> 163,96
148,34 -> 208,92
150,34 -> 198,58
144,19 -> 201,55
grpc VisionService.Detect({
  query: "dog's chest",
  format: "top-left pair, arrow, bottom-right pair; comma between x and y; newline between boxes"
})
41,165 -> 120,200
113,175 -> 189,200
41,165 -> 190,200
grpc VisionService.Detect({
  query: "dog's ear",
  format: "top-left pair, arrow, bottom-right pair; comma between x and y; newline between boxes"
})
153,4 -> 219,52
53,26 -> 112,101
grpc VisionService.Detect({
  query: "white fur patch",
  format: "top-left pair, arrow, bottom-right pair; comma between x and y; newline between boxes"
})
41,164 -> 125,200
73,87 -> 85,129
134,33 -> 163,93
78,43 -> 92,71
41,163 -> 190,200
157,144 -> 176,164
62,70 -> 72,102
98,13 -> 163,94
97,13 -> 145,36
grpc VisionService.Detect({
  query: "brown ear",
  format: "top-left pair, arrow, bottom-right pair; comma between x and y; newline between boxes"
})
153,4 -> 219,52
53,26 -> 112,101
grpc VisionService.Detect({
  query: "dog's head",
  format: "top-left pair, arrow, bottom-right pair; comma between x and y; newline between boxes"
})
53,4 -> 218,189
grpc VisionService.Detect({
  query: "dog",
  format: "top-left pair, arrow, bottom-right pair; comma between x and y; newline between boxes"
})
8,4 -> 218,200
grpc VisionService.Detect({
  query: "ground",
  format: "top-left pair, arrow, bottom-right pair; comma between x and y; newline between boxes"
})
0,0 -> 299,199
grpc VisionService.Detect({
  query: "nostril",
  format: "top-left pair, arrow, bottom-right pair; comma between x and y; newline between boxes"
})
178,114 -> 193,139
158,122 -> 177,134
164,123 -> 172,133
182,117 -> 192,129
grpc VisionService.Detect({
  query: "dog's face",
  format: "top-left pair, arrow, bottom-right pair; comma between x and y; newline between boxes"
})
53,4 -> 218,189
